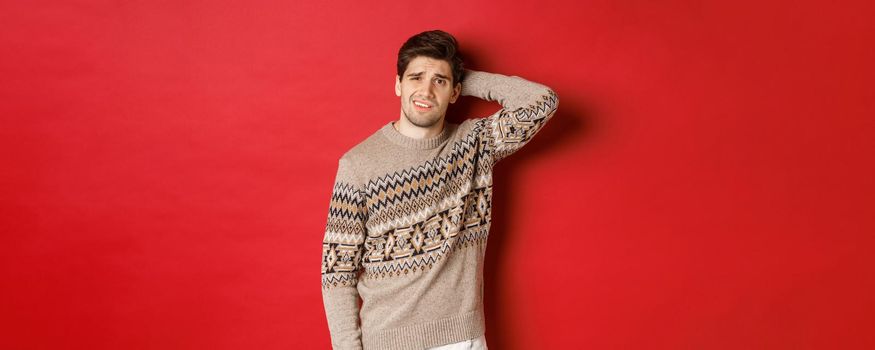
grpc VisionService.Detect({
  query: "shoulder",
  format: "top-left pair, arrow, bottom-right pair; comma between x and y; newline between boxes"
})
334,122 -> 389,181
341,126 -> 383,162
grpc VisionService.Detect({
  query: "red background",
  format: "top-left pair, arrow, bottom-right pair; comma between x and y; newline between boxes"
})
2,1 -> 874,349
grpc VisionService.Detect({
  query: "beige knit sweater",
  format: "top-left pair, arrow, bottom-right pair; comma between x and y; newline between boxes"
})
320,69 -> 559,350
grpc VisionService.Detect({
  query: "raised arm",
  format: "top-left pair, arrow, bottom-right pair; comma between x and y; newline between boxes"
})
460,69 -> 559,164
320,157 -> 367,350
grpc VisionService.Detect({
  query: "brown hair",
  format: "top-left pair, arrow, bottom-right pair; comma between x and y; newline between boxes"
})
397,30 -> 465,86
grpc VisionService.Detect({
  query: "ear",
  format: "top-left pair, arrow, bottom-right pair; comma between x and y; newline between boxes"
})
450,82 -> 461,104
395,75 -> 401,97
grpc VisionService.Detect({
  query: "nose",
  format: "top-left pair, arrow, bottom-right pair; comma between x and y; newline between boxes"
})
420,79 -> 435,98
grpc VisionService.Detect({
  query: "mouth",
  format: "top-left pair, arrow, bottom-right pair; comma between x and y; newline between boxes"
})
412,99 -> 434,112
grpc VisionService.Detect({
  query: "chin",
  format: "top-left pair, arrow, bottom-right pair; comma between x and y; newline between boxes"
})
404,112 -> 440,127
412,117 -> 440,128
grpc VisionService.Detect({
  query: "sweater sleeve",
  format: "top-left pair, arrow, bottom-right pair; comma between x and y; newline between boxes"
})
460,69 -> 559,164
321,157 -> 367,350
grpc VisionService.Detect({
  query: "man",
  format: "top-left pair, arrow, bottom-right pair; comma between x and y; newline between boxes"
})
320,29 -> 559,350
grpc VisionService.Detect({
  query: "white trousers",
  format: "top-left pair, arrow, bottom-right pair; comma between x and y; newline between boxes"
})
424,334 -> 488,350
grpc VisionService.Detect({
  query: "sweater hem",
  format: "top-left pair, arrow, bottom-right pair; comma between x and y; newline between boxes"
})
361,308 -> 485,350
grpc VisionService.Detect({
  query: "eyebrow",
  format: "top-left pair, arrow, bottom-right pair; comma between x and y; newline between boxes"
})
406,71 -> 452,80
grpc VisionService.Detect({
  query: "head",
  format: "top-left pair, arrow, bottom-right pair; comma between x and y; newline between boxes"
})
395,30 -> 465,128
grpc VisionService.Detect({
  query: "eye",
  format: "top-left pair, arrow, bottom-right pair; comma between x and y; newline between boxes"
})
435,78 -> 445,85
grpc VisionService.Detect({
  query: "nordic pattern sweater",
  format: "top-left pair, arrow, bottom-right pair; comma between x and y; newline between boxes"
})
320,69 -> 559,350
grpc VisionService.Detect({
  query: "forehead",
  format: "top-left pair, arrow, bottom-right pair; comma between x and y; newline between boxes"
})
403,56 -> 452,76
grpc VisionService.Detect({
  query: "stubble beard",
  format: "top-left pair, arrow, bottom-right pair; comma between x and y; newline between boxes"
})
402,102 -> 442,128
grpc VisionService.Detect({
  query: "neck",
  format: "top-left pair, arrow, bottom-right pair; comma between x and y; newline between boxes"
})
393,116 -> 445,139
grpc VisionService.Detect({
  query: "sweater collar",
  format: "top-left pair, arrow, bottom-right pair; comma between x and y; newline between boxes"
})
381,121 -> 452,150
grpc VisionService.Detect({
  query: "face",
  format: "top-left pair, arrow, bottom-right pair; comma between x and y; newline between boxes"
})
395,56 -> 461,128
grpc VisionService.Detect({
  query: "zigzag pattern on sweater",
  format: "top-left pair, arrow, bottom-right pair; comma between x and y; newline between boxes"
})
321,181 -> 368,290
321,90 -> 555,291
363,124 -> 489,210
321,263 -> 357,289
321,132 -> 490,291
360,186 -> 492,276
485,89 -> 559,161
361,220 -> 490,280
321,184 -> 493,289
323,181 -> 368,245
